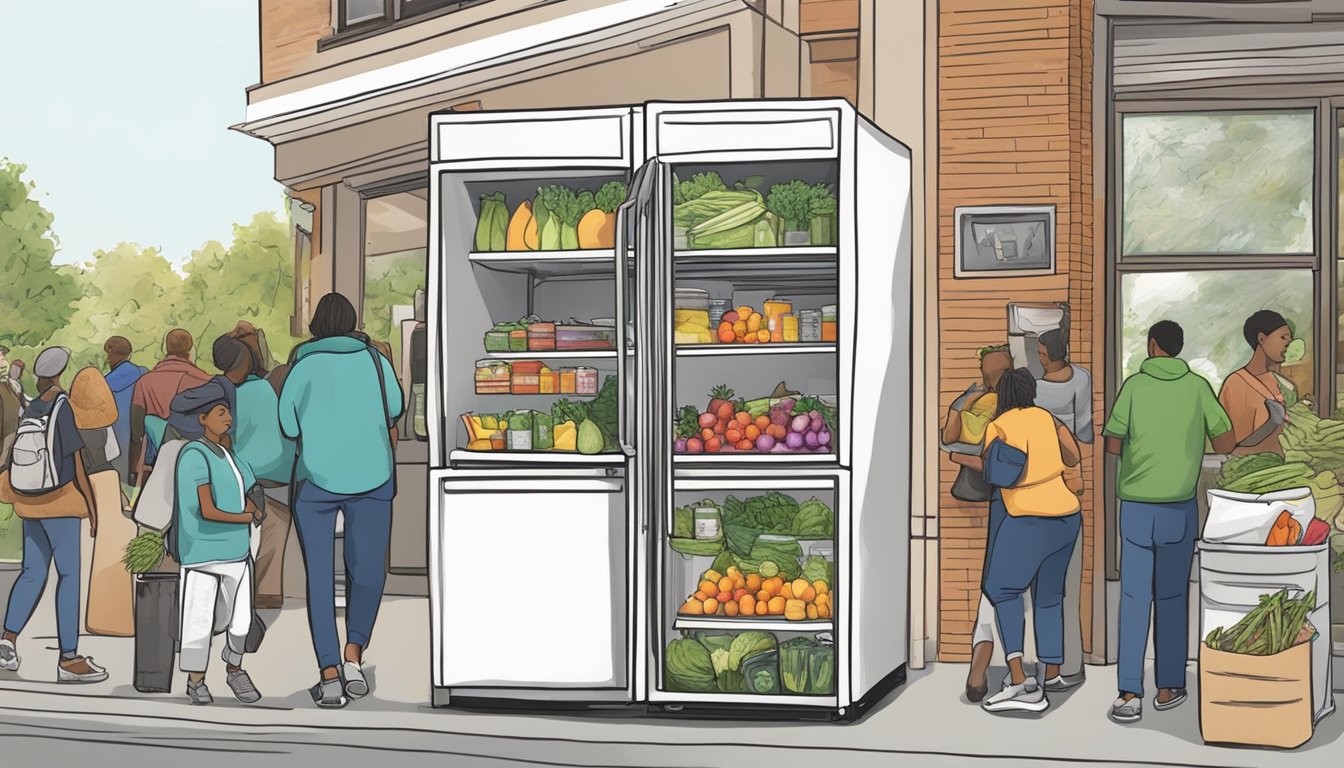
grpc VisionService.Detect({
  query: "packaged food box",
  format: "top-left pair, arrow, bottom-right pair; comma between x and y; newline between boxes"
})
556,325 -> 616,351
528,322 -> 556,352
511,360 -> 543,394
483,331 -> 510,352
474,360 -> 511,395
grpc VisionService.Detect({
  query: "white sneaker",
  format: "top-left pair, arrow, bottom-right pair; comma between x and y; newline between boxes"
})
342,661 -> 369,699
56,656 -> 107,683
0,640 -> 19,672
983,678 -> 1049,713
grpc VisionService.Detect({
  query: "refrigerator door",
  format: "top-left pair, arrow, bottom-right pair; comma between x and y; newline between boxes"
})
430,468 -> 633,704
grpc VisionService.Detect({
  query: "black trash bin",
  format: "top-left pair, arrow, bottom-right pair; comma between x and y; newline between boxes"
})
134,573 -> 178,693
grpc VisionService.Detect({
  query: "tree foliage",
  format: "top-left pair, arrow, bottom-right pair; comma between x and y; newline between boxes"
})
0,160 -> 79,348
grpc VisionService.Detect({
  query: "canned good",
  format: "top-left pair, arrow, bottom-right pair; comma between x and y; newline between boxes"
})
798,309 -> 822,342
576,366 -> 599,395
782,313 -> 799,343
539,366 -> 557,394
821,304 -> 837,342
559,367 -> 577,394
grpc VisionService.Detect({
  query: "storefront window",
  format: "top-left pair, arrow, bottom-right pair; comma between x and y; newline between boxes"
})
364,190 -> 428,441
1122,112 -> 1314,256
1120,270 -> 1314,398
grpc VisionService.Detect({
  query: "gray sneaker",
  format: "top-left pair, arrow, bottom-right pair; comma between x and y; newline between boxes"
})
342,661 -> 369,699
227,669 -> 262,704
983,678 -> 1049,714
186,680 -> 214,705
1153,689 -> 1187,712
0,640 -> 19,672
1110,696 -> 1142,723
311,677 -> 348,709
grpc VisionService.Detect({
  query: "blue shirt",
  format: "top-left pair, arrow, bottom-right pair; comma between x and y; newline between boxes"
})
23,394 -> 83,489
233,376 -> 296,484
105,360 -> 146,458
175,440 -> 256,567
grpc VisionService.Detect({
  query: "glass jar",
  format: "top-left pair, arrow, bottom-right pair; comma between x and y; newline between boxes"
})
539,365 -> 556,394
576,366 -> 599,395
782,313 -> 799,343
675,288 -> 711,336
821,304 -> 838,342
559,367 -> 577,394
763,298 -> 793,343
798,309 -> 822,343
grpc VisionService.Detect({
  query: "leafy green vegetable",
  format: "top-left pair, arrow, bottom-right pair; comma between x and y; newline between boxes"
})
676,405 -> 700,440
766,180 -> 817,231
793,498 -> 834,538
594,181 -> 628,214
669,537 -> 724,557
666,639 -> 717,692
792,396 -> 837,433
711,550 -> 739,577
551,399 -> 588,427
698,634 -> 735,655
506,410 -> 533,430
711,648 -> 731,677
674,172 -> 728,205
123,531 -> 165,574
741,537 -> 803,580
779,637 -> 812,694
538,185 -> 585,249
672,507 -> 694,539
809,183 -> 837,216
587,375 -> 619,451
728,631 -> 777,671
716,668 -> 745,693
801,555 -> 833,585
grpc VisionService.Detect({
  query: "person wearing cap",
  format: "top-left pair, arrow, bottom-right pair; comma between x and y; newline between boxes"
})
212,335 -> 295,609
129,329 -> 211,483
103,336 -> 147,485
0,347 -> 108,683
171,379 -> 263,705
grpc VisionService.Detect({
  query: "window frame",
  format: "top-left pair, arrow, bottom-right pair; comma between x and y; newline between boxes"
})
1105,97 -> 1338,581
328,0 -> 494,48
291,225 -> 313,338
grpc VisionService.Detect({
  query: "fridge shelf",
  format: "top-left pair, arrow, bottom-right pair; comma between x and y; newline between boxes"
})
449,450 -> 626,465
483,350 -> 622,360
674,453 -> 837,464
676,343 -> 837,357
469,250 -> 628,278
673,617 -> 834,632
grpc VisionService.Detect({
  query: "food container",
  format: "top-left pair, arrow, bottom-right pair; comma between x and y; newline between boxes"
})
483,330 -> 510,352
742,650 -> 781,694
510,361 -> 543,395
489,431 -> 506,451
821,304 -> 838,342
559,367 -> 577,394
694,505 -> 721,540
782,313 -> 799,343
474,360 -> 511,395
708,298 -> 731,329
556,325 -> 616,351
764,298 -> 793,343
527,322 -> 556,352
576,366 -> 599,395
798,309 -> 822,343
506,411 -> 534,450
539,366 -> 556,394
508,329 -> 529,352
532,412 -> 555,451
675,288 -> 711,333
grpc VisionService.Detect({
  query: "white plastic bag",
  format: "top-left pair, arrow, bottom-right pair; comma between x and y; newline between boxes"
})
131,439 -> 187,532
1202,487 -> 1315,545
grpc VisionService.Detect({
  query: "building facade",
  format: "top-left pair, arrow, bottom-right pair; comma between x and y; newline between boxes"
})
239,0 -> 1344,668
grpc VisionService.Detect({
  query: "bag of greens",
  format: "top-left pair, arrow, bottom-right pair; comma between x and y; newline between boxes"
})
475,192 -> 508,252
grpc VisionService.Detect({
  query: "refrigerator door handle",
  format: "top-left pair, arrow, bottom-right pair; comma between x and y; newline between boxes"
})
614,179 -> 638,459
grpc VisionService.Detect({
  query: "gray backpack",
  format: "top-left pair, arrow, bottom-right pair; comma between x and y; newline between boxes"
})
9,394 -> 67,494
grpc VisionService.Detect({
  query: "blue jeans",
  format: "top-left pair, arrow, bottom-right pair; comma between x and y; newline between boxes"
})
984,509 -> 1081,665
4,517 -> 82,655
292,478 -> 393,672
1118,498 -> 1198,697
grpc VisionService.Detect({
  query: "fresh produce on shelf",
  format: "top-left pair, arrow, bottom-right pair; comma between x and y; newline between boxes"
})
809,183 -> 838,247
535,185 -> 587,250
793,498 -> 835,538
766,180 -> 818,236
665,638 -> 718,692
506,200 -> 537,251
779,635 -> 835,695
677,562 -> 833,621
672,507 -> 695,539
673,171 -> 728,206
743,649 -> 781,694
578,181 -> 627,249
474,192 -> 508,252
551,398 -> 589,427
553,420 -> 578,452
664,631 -> 777,695
1217,457 -> 1313,495
674,384 -> 835,455
577,419 -> 605,455
715,306 -> 771,345
687,189 -> 766,250
1204,589 -> 1316,656
587,375 -> 619,451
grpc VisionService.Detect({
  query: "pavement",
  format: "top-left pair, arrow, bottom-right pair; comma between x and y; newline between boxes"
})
0,577 -> 1340,767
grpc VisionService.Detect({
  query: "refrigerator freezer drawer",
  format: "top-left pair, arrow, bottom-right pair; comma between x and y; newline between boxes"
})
648,105 -> 842,159
433,472 -> 629,691
432,109 -> 633,168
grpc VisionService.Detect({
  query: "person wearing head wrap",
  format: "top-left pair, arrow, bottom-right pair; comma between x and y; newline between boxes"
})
69,367 -> 136,638
171,379 -> 263,706
0,348 -> 108,683
212,335 -> 295,610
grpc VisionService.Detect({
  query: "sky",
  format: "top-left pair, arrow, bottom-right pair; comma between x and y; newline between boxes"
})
1,1 -> 284,267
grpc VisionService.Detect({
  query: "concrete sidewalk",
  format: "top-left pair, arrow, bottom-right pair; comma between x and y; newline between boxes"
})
0,583 -> 1339,766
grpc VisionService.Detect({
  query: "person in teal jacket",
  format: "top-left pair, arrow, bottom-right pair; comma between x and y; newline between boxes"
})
279,293 -> 403,709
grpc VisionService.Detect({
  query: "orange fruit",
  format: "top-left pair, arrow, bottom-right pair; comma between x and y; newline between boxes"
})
694,591 -> 709,602
725,428 -> 742,444
767,596 -> 786,615
814,580 -> 829,596
755,600 -> 769,616
746,573 -> 762,591
732,320 -> 748,338
754,415 -> 771,431
745,425 -> 761,441
800,586 -> 817,603
698,580 -> 717,596
781,583 -> 794,600
756,589 -> 771,603
740,595 -> 756,615
747,313 -> 763,333
756,329 -> 771,343
718,577 -> 734,594
725,601 -> 740,617
680,600 -> 703,615
735,412 -> 751,427
717,324 -> 735,344
736,439 -> 754,451
703,597 -> 719,615
807,604 -> 819,620
736,305 -> 753,319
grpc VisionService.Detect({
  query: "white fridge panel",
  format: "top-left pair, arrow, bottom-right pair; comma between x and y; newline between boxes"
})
437,475 -> 626,688
432,108 -> 633,167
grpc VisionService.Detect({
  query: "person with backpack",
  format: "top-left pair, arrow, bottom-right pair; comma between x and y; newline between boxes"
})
170,379 -> 263,705
0,347 -> 107,683
103,336 -> 147,485
212,335 -> 295,609
280,293 -> 403,709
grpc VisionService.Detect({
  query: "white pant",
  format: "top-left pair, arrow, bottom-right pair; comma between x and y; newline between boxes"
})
972,527 -> 1084,678
178,559 -> 252,674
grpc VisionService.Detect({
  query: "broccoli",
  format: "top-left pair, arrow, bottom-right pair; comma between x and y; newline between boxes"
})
595,181 -> 628,214
674,172 -> 727,205
766,180 -> 817,231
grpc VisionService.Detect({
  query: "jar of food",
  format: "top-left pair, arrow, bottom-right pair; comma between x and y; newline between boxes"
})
694,504 -> 721,540
539,365 -> 556,394
576,366 -> 599,395
511,360 -> 543,394
782,313 -> 799,343
763,298 -> 793,343
821,304 -> 838,342
674,288 -> 711,333
508,328 -> 529,352
559,367 -> 578,394
708,298 -> 731,329
528,322 -> 556,352
474,360 -> 511,394
798,309 -> 822,343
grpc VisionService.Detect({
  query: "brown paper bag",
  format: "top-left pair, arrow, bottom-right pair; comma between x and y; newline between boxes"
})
1200,641 -> 1313,749
85,471 -> 135,636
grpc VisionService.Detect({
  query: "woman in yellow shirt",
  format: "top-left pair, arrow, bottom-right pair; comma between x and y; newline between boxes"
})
955,368 -> 1081,714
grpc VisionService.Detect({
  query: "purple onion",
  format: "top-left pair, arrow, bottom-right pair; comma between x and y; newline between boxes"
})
804,430 -> 820,449
771,410 -> 790,426
771,443 -> 790,453
791,414 -> 811,433
786,431 -> 805,450
779,398 -> 796,412
809,415 -> 824,432
817,429 -> 831,446
756,434 -> 776,452
675,438 -> 688,452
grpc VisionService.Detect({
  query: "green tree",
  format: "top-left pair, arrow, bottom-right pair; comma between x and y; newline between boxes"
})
0,160 -> 79,349
363,250 -> 426,366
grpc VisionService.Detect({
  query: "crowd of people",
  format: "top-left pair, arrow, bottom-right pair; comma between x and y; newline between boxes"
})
944,310 -> 1297,723
0,293 -> 404,709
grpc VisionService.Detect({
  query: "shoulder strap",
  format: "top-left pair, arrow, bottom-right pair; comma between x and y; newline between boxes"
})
369,347 -> 393,430
44,394 -> 66,481
1235,368 -> 1282,403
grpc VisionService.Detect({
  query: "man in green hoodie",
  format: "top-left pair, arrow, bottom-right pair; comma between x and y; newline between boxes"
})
1103,320 -> 1235,725
279,293 -> 403,709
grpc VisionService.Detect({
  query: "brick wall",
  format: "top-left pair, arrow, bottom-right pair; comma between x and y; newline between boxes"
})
936,0 -> 1096,661
260,0 -> 331,85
